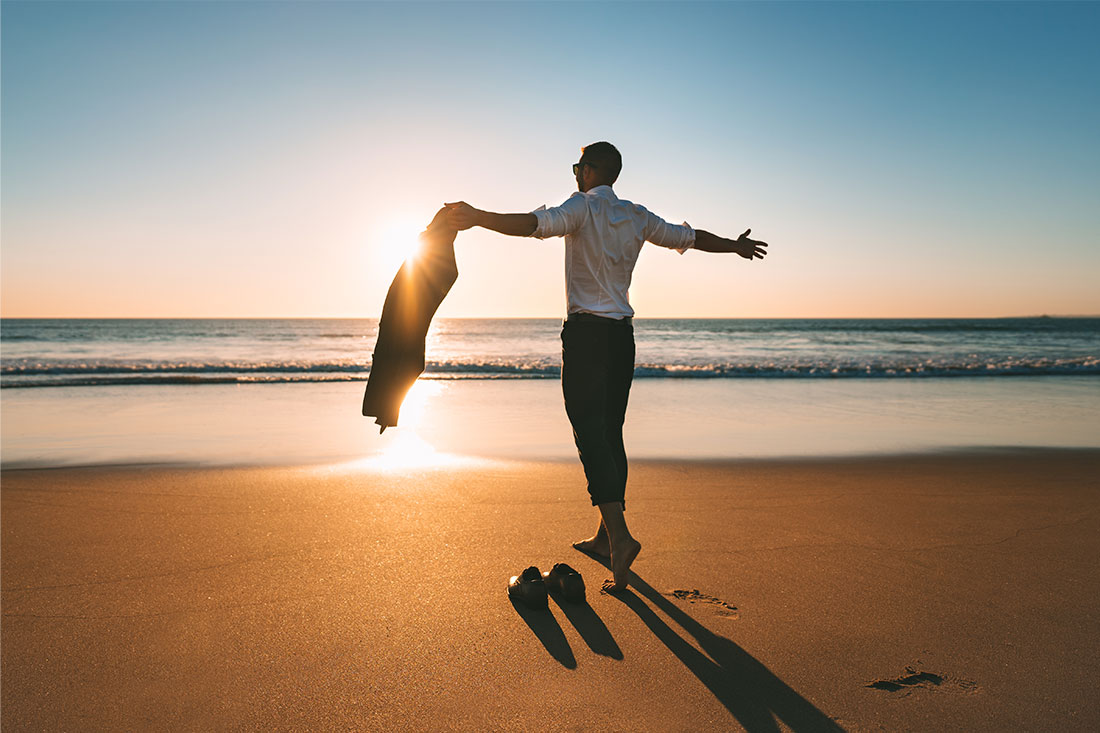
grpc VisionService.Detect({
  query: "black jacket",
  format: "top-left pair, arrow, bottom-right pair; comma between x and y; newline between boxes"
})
362,209 -> 458,432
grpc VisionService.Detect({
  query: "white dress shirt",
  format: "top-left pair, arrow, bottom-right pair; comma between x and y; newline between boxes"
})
530,185 -> 695,319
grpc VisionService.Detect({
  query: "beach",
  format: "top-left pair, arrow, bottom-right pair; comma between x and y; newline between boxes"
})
4,314 -> 1095,726
3,318 -> 1099,729
4,450 -> 1098,731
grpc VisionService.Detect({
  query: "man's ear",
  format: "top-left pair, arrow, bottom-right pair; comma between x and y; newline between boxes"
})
582,166 -> 596,189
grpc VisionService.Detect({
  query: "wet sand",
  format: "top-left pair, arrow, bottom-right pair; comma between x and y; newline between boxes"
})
3,450 -> 1099,731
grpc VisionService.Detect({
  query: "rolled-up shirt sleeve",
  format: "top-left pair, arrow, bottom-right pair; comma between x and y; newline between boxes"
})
530,193 -> 588,239
644,209 -> 695,254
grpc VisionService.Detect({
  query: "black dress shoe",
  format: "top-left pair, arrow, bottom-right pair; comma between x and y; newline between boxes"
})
543,563 -> 585,603
508,566 -> 548,610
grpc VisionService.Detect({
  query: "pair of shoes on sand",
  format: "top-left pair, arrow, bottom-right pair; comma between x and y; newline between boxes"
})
508,563 -> 585,609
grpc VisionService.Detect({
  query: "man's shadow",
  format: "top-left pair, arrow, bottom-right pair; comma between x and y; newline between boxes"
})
582,552 -> 845,733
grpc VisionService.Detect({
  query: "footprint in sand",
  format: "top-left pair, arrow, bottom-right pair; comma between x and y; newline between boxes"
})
663,589 -> 740,619
866,665 -> 979,696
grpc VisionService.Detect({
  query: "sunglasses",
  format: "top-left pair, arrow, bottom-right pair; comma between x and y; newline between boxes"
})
572,162 -> 599,176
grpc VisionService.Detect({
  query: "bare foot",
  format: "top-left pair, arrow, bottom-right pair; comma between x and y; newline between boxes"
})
601,537 -> 641,592
573,520 -> 610,557
572,533 -> 611,557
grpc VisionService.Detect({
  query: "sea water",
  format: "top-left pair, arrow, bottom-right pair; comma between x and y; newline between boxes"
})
2,318 -> 1098,467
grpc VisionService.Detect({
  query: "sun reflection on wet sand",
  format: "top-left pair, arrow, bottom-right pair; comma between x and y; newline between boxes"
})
334,380 -> 482,472
338,430 -> 476,472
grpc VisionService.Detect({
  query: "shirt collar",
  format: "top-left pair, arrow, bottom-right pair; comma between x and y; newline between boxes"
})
586,184 -> 616,198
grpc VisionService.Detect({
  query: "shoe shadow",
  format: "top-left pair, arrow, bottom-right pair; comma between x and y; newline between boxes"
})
548,590 -> 623,660
509,597 -> 576,669
581,551 -> 844,733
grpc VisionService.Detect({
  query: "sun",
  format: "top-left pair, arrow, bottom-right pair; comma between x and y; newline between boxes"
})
378,216 -> 427,269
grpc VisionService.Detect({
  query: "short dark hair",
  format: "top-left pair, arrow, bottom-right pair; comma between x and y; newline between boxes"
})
580,141 -> 622,185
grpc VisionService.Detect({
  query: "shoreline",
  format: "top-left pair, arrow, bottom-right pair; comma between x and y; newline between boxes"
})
4,443 -> 1100,473
5,377 -> 1099,469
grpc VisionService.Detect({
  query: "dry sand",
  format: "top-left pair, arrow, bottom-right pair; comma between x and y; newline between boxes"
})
3,450 -> 1098,731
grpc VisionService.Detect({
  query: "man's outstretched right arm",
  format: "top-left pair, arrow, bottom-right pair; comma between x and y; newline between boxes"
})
445,202 -> 537,237
644,209 -> 768,261
694,228 -> 769,260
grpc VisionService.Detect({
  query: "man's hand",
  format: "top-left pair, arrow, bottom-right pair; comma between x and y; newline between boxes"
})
732,228 -> 768,260
444,202 -> 482,231
692,228 -> 769,258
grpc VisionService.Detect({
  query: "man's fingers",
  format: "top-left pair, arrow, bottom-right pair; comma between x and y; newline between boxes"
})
740,228 -> 751,239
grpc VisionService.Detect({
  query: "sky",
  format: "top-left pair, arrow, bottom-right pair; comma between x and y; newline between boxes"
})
2,0 -> 1098,319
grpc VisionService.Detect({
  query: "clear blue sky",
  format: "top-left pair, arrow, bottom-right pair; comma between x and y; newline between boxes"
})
3,1 -> 1098,317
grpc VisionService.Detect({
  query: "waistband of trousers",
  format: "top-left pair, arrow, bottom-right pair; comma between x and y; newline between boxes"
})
564,312 -> 633,325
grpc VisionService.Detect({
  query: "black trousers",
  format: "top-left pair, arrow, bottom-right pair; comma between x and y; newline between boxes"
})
561,315 -> 635,508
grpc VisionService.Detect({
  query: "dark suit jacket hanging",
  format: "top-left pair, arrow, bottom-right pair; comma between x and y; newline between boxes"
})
362,210 -> 458,432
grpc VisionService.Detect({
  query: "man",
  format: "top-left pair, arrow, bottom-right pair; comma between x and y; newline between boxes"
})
446,142 -> 767,592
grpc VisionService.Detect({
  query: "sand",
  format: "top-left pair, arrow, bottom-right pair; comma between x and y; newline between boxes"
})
3,450 -> 1099,731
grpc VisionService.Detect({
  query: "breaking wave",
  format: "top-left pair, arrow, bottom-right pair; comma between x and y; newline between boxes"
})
3,356 -> 1097,388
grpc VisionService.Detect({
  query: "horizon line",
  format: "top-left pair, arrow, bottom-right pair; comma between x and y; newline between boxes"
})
3,314 -> 1098,321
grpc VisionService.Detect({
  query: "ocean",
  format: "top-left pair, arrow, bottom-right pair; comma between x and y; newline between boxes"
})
2,318 -> 1098,467
3,317 -> 1098,387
